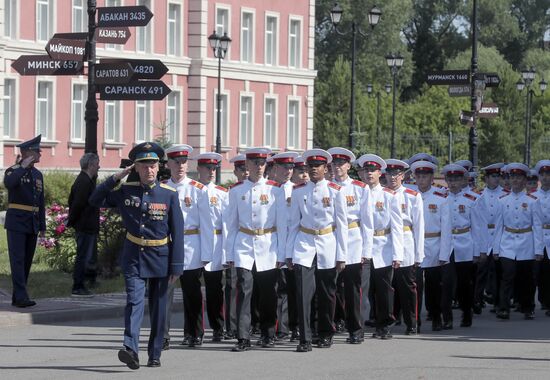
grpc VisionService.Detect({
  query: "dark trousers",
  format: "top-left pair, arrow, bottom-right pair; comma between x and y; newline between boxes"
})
224,267 -> 238,334
276,268 -> 298,335
163,282 -> 181,340
7,230 -> 37,303
372,265 -> 395,328
204,270 -> 224,333
124,274 -> 168,360
250,266 -> 261,330
72,232 -> 98,290
440,263 -> 455,323
343,263 -> 363,335
514,259 -> 536,313
474,253 -> 492,305
334,271 -> 346,322
424,266 -> 443,325
295,259 -> 337,342
361,260 -> 372,322
415,266 -> 424,327
537,249 -> 550,308
453,256 -> 474,322
181,268 -> 204,338
393,265 -> 418,329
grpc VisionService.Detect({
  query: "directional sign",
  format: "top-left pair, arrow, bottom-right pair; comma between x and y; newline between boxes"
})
459,110 -> 474,126
97,6 -> 154,27
98,81 -> 171,101
46,37 -> 87,60
95,27 -> 131,44
426,70 -> 470,85
11,55 -> 84,76
478,103 -> 499,118
101,59 -> 168,80
94,62 -> 135,85
479,72 -> 501,88
448,85 -> 471,97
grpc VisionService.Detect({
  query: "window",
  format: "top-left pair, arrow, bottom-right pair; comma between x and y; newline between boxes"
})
71,84 -> 87,141
216,7 -> 229,36
136,0 -> 152,53
104,100 -> 121,142
264,98 -> 276,147
36,0 -> 53,42
136,100 -> 151,142
241,12 -> 254,63
287,100 -> 300,148
213,92 -> 229,146
36,81 -> 53,139
167,3 -> 182,56
3,79 -> 16,138
239,96 -> 253,147
104,0 -> 122,50
265,16 -> 277,65
289,19 -> 301,68
166,92 -> 180,143
4,0 -> 17,38
72,0 -> 86,32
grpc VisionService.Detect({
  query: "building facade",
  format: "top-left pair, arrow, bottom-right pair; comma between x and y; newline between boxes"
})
0,0 -> 316,178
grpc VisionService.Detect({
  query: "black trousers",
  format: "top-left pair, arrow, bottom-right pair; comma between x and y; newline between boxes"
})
453,256 -> 474,322
393,265 -> 418,329
334,271 -> 346,322
516,259 -> 536,313
250,266 -> 261,330
474,253 -> 494,305
343,263 -> 363,335
224,267 -> 238,334
424,266 -> 443,324
440,262 -> 456,323
276,268 -> 298,334
204,270 -> 224,333
372,265 -> 395,329
73,232 -> 98,290
416,266 -> 424,327
360,260 -> 372,323
181,268 -> 204,338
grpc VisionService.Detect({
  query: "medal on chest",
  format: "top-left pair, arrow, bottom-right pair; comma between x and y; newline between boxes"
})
401,203 -> 407,213
148,203 -> 167,220
322,197 -> 331,208
184,196 -> 192,208
428,204 -> 437,213
458,204 -> 466,214
35,178 -> 43,193
259,194 -> 269,205
346,195 -> 356,207
210,196 -> 218,206
522,202 -> 528,211
375,201 -> 384,211
124,196 -> 141,208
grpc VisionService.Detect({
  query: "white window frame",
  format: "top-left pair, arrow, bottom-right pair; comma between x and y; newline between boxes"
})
4,0 -> 18,39
263,95 -> 278,148
36,0 -> 54,42
215,5 -> 231,60
239,93 -> 254,147
167,1 -> 183,56
288,16 -> 303,69
240,9 -> 255,63
71,82 -> 87,142
104,100 -> 122,143
3,77 -> 18,139
213,89 -> 230,147
264,13 -> 279,66
36,80 -> 55,140
287,97 -> 301,149
72,0 -> 86,32
135,100 -> 152,142
136,0 -> 153,53
166,90 -> 182,144
104,0 -> 122,50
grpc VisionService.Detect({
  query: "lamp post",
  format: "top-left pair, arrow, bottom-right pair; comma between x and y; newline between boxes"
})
329,2 -> 382,151
208,31 -> 231,184
516,67 -> 547,166
367,83 -> 391,155
385,53 -> 404,158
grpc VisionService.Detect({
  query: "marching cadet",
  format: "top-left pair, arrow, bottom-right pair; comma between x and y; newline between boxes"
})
196,152 -> 230,341
271,152 -> 300,341
533,160 -> 550,315
89,142 -> 184,369
493,163 -> 543,320
163,144 -> 209,348
527,170 -> 539,193
286,149 -> 348,352
3,135 -> 45,308
442,164 -> 488,328
500,164 -> 512,191
357,154 -> 403,339
328,147 -> 370,343
230,154 -> 249,182
411,161 -> 452,331
291,156 -> 309,185
224,147 -> 287,352
385,159 -> 425,335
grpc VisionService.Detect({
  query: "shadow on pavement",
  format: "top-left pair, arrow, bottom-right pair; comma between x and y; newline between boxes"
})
452,355 -> 550,362
0,365 -> 128,374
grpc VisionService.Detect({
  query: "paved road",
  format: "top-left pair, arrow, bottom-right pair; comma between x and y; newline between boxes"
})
1,308 -> 549,379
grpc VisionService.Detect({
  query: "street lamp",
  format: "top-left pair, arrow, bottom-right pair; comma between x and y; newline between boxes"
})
516,67 -> 547,166
330,3 -> 382,151
385,52 -> 404,158
367,83 -> 391,154
208,30 -> 231,184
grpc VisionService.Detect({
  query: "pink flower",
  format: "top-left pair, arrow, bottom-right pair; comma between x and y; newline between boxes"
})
55,224 -> 66,235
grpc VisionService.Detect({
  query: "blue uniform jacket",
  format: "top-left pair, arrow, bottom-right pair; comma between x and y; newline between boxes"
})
89,176 -> 185,278
3,165 -> 46,234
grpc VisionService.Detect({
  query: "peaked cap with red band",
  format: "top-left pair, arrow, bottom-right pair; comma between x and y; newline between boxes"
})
302,149 -> 332,164
245,147 -> 272,159
327,147 -> 356,162
410,160 -> 437,174
385,158 -> 410,171
165,144 -> 193,159
272,151 -> 299,165
230,154 -> 246,166
441,164 -> 467,176
481,163 -> 504,175
504,162 -> 529,175
196,152 -> 222,165
534,160 -> 550,175
356,154 -> 386,170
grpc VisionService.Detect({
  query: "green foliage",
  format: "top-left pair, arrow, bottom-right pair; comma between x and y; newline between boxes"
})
97,209 -> 124,277
43,171 -> 76,206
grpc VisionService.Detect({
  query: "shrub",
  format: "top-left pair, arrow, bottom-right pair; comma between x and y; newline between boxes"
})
97,208 -> 125,277
43,171 -> 77,206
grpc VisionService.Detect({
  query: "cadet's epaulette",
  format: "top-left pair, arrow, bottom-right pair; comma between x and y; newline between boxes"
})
122,181 -> 141,186
503,188 -> 511,193
328,181 -> 341,191
463,193 -> 477,201
383,187 -> 396,195
405,188 -> 418,196
229,181 -> 243,189
351,179 -> 366,188
266,180 -> 281,187
160,183 -> 176,192
527,193 -> 538,200
433,191 -> 447,198
215,185 -> 229,193
499,193 -> 510,199
472,187 -> 483,195
293,183 -> 306,190
189,180 -> 205,190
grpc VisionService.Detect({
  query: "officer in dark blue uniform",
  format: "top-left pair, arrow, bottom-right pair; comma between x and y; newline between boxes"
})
89,142 -> 184,370
3,135 -> 45,308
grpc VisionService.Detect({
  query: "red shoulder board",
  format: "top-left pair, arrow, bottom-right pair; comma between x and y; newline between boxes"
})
266,180 -> 281,187
383,187 -> 396,195
190,180 -> 205,190
405,188 -> 418,196
527,193 -> 538,200
229,181 -> 243,189
464,193 -> 477,201
472,187 -> 483,194
293,183 -> 306,190
328,182 -> 341,191
215,185 -> 229,193
499,193 -> 510,199
351,179 -> 366,188
433,191 -> 447,198
503,188 -> 511,193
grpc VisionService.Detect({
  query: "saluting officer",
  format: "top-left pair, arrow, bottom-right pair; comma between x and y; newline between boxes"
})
533,160 -> 550,315
3,135 -> 45,308
493,163 -> 543,320
286,149 -> 348,352
89,142 -> 184,369
356,154 -> 403,339
328,147 -> 369,344
224,147 -> 287,352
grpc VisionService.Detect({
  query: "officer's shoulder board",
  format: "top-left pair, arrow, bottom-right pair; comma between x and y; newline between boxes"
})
499,193 -> 510,199
229,181 -> 243,189
503,188 -> 511,193
293,183 -> 306,190
215,185 -> 229,193
383,187 -> 396,195
8,164 -> 21,170
189,179 -> 205,190
266,180 -> 281,187
351,179 -> 366,188
463,193 -> 477,201
122,181 -> 141,186
527,193 -> 538,200
433,191 -> 447,198
405,188 -> 419,196
328,181 -> 341,191
160,183 -> 176,192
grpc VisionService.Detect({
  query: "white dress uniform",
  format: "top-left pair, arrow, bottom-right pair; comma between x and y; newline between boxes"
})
420,187 -> 452,268
395,186 -> 425,266
533,159 -> 550,312
479,185 -> 510,252
203,182 -> 229,272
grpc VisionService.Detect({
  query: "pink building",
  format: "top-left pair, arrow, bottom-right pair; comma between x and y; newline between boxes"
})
0,0 -> 316,179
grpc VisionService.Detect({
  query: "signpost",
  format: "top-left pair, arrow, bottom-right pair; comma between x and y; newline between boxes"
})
97,5 -> 154,27
94,62 -> 134,84
479,72 -> 501,88
95,27 -> 131,44
101,59 -> 168,80
426,70 -> 470,85
11,55 -> 84,76
478,103 -> 499,118
46,37 -> 87,61
98,81 -> 171,100
448,85 -> 471,97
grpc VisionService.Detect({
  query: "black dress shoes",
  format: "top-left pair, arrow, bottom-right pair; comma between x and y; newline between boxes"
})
296,341 -> 312,352
496,310 -> 510,320
317,336 -> 333,348
212,330 -> 224,342
405,327 -> 417,335
262,336 -> 276,348
346,334 -> 364,344
224,330 -> 236,340
364,319 -> 376,327
147,359 -> 161,368
432,321 -> 442,331
473,303 -> 483,315
118,348 -> 140,370
162,338 -> 170,351
290,330 -> 300,342
12,299 -> 36,308
442,321 -> 453,330
232,339 -> 251,352
188,337 -> 203,348
524,311 -> 535,320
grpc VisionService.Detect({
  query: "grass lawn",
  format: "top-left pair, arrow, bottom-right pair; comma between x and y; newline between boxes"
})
0,229 -> 124,299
